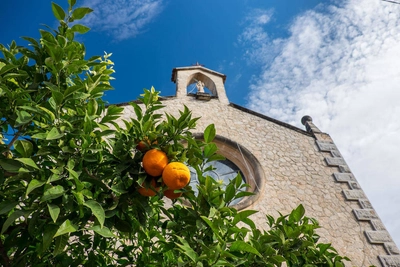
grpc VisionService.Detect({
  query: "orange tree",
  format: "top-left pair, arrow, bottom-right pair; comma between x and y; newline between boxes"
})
0,1 -> 354,266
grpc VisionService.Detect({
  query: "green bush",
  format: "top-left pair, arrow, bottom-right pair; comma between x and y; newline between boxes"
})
0,1 -> 352,266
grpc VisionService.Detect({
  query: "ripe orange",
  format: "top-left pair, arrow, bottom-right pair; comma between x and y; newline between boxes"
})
136,140 -> 148,152
142,149 -> 168,177
162,162 -> 190,190
164,189 -> 182,200
136,138 -> 158,152
138,178 -> 160,197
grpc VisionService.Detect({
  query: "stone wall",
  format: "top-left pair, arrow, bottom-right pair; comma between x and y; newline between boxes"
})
116,94 -> 398,266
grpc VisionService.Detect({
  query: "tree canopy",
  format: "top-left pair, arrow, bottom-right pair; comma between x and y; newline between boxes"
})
0,1 -> 353,266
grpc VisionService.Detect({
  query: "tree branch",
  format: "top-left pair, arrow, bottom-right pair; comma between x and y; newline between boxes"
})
7,132 -> 21,150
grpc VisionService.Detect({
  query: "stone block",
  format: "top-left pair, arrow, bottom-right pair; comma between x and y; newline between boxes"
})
385,242 -> 400,255
316,141 -> 337,151
330,150 -> 342,157
378,255 -> 400,267
343,189 -> 366,200
333,173 -> 355,182
365,230 -> 392,244
339,165 -> 351,173
353,209 -> 378,220
371,220 -> 386,231
325,157 -> 346,166
358,199 -> 373,209
348,181 -> 361,190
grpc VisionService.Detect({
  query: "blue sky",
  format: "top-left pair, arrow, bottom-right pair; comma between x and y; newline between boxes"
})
1,0 -> 325,105
2,0 -> 400,247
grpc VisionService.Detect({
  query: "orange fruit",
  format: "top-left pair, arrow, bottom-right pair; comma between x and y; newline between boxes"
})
162,162 -> 190,190
164,189 -> 182,200
138,178 -> 160,197
136,140 -> 148,152
136,138 -> 158,152
142,149 -> 168,177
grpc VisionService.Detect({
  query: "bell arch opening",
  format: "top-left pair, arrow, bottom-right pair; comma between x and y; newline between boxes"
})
185,72 -> 218,96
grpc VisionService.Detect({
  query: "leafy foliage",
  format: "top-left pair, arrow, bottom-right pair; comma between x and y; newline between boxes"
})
0,1 -> 354,266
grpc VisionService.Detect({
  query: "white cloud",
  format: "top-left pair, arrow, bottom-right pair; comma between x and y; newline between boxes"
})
81,0 -> 164,41
242,0 -> 400,246
238,9 -> 275,65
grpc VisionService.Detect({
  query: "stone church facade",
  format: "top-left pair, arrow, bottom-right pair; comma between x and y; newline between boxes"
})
117,65 -> 399,267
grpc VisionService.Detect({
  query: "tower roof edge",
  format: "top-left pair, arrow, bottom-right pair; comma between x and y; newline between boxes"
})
171,66 -> 227,83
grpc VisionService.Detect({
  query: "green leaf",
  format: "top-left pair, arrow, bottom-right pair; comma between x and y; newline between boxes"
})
87,99 -> 98,116
71,24 -> 90,34
38,106 -> 56,121
1,210 -> 29,234
84,200 -> 105,228
203,143 -> 218,158
14,140 -> 34,157
200,216 -> 221,240
224,184 -> 235,203
89,225 -> 116,238
72,7 -> 93,20
63,85 -> 82,97
47,204 -> 60,223
317,243 -> 332,255
175,236 -> 198,263
46,127 -> 64,140
31,133 -> 48,140
41,224 -> 58,254
15,110 -> 32,126
271,255 -> 286,263
68,168 -> 84,191
26,179 -> 45,196
204,124 -> 216,143
233,210 -> 258,225
53,234 -> 69,256
68,0 -> 77,9
73,191 -> 84,206
41,185 -> 65,202
0,201 -> 18,215
83,114 -> 93,133
0,159 -> 28,173
0,64 -> 17,75
235,173 -> 243,188
290,204 -> 305,222
52,91 -> 64,106
51,2 -> 65,20
54,219 -> 78,238
43,81 -> 60,91
230,240 -> 262,257
16,158 -> 39,170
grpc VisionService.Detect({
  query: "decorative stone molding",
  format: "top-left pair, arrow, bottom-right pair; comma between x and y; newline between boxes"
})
325,157 -> 347,166
333,172 -> 355,182
307,123 -> 400,266
379,255 -> 400,267
384,243 -> 400,255
353,209 -> 379,220
366,231 -> 393,244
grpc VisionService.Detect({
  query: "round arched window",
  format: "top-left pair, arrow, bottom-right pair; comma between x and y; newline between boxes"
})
189,134 -> 264,210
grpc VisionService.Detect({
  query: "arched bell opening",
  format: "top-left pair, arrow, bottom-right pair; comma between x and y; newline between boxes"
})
185,72 -> 218,97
